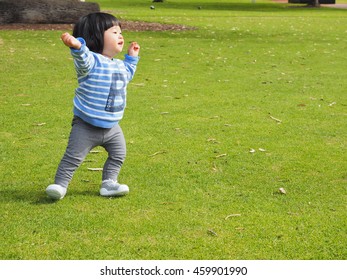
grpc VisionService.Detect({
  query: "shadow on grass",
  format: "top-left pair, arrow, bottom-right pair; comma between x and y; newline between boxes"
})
0,188 -> 106,205
0,189 -> 55,204
33,189 -> 104,204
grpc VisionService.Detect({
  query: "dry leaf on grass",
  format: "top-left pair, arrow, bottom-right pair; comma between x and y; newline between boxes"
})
207,138 -> 220,144
329,102 -> 336,107
279,188 -> 286,194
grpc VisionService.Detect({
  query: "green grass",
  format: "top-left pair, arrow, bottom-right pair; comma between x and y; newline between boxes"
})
0,0 -> 346,260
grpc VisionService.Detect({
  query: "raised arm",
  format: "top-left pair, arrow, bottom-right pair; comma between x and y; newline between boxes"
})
61,33 -> 82,50
128,41 -> 140,57
61,33 -> 95,76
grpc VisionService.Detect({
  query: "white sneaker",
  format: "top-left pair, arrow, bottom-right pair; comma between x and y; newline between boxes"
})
100,179 -> 129,197
46,184 -> 67,200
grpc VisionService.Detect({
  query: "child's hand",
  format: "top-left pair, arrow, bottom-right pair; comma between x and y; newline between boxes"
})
61,33 -> 82,50
128,42 -> 140,57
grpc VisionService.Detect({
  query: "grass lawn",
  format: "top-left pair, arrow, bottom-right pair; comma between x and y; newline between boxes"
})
0,0 -> 346,259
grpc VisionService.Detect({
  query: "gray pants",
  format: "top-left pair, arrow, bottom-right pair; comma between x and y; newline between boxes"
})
54,116 -> 126,188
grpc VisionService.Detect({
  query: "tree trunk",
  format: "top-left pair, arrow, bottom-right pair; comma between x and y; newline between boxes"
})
314,0 -> 321,7
0,0 -> 100,24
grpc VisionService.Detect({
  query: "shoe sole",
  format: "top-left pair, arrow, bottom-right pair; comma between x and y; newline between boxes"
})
100,188 -> 129,197
46,188 -> 65,200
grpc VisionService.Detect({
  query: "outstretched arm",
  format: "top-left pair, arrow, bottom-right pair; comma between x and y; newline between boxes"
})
61,33 -> 82,50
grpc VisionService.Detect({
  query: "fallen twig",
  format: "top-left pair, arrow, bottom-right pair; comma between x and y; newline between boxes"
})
89,150 -> 102,153
225,214 -> 241,220
207,229 -> 218,236
215,153 -> 227,158
149,151 -> 166,157
269,115 -> 282,123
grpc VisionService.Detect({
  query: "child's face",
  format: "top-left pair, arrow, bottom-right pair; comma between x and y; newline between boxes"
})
102,25 -> 124,58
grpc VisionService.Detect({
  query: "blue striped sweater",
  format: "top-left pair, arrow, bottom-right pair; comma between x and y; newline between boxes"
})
70,38 -> 139,128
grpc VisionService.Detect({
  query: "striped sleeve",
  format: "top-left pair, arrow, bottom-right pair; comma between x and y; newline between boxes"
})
123,54 -> 139,81
70,37 -> 95,77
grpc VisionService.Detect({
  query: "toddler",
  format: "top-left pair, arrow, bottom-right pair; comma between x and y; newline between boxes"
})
46,12 -> 140,199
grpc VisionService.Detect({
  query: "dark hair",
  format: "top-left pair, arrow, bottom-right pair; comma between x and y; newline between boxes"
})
73,12 -> 121,54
